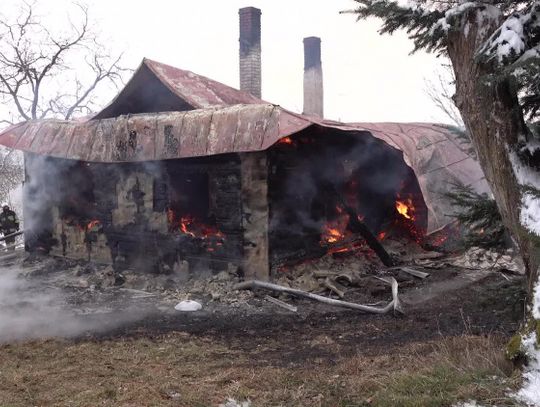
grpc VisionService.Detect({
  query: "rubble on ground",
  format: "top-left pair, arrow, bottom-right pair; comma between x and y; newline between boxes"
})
443,247 -> 522,273
15,240 -> 525,317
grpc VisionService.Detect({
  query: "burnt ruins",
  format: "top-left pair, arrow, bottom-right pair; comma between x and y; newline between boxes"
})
17,102 -> 427,279
0,7 -> 487,280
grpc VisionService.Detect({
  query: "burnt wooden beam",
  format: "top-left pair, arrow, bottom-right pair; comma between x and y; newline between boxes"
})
321,181 -> 396,267
241,152 -> 270,279
344,206 -> 396,267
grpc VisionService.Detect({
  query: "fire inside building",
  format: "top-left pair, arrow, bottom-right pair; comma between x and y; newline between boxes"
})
0,7 -> 487,280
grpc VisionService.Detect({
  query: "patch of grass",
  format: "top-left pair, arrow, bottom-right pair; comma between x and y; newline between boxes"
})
372,336 -> 520,407
0,333 -> 522,406
375,365 -> 495,407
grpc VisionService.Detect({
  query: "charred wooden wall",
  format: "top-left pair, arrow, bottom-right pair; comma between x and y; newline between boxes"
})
23,152 -> 244,275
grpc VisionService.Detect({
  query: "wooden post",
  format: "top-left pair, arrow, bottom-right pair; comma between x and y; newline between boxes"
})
240,152 -> 269,279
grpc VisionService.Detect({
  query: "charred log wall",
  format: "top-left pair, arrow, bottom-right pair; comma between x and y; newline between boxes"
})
23,152 -> 244,275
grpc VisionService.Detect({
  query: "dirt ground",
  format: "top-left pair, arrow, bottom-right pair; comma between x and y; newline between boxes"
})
0,250 -> 528,406
96,271 -> 524,362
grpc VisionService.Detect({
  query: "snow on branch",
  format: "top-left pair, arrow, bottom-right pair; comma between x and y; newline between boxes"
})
343,0 -> 445,53
479,1 -> 540,64
431,2 -> 481,33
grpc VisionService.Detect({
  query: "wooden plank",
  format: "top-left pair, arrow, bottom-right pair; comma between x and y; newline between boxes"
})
241,152 -> 269,280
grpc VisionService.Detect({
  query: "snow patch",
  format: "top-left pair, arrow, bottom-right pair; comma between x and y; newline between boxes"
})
521,193 -> 540,237
516,47 -> 540,65
533,274 -> 540,320
481,2 -> 540,63
521,138 -> 540,155
513,67 -> 528,78
453,401 -> 486,407
219,399 -> 251,407
515,272 -> 540,406
493,15 -> 526,61
432,2 -> 478,33
516,331 -> 540,405
476,4 -> 503,43
510,151 -> 540,191
509,148 -> 540,236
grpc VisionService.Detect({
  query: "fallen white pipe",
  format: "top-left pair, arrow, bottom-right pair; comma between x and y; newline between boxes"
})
234,277 -> 403,315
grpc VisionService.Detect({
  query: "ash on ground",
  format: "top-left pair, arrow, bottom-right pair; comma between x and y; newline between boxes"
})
0,238 -> 524,342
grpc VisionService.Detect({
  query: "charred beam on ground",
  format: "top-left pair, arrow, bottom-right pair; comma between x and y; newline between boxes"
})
321,182 -> 395,267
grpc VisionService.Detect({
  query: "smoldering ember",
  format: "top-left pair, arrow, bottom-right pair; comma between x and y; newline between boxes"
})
0,3 -> 538,407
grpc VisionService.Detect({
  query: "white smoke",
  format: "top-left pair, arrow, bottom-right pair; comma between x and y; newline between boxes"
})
0,265 -> 84,341
0,260 -> 154,342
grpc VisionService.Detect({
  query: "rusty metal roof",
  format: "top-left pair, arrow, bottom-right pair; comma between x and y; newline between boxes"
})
93,58 -> 263,119
0,58 -> 490,233
0,104 -> 311,162
0,104 -> 489,233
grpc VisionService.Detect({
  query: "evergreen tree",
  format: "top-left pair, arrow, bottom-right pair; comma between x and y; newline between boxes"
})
445,182 -> 505,248
345,0 -> 540,273
345,0 -> 540,365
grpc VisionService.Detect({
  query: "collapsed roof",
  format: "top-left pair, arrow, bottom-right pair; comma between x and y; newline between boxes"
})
94,59 -> 263,119
0,58 -> 489,232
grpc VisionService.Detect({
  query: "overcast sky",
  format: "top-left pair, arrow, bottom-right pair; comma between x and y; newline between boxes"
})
4,0 -> 452,124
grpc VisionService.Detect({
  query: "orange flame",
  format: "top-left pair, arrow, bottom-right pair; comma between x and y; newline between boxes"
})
277,136 -> 293,145
87,220 -> 101,230
78,220 -> 100,232
169,212 -> 224,242
320,205 -> 350,245
395,199 -> 415,220
325,228 -> 344,243
180,216 -> 197,237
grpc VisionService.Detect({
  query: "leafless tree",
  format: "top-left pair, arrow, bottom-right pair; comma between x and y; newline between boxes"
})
424,62 -> 480,160
0,0 -> 129,208
425,62 -> 464,128
0,0 -> 128,123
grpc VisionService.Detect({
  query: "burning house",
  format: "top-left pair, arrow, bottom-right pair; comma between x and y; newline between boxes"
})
0,7 -> 487,280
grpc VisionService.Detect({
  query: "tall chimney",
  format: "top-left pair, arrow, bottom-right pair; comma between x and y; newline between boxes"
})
303,37 -> 324,118
239,7 -> 262,98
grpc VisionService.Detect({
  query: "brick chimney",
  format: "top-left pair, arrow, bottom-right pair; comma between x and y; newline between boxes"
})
239,7 -> 262,98
303,37 -> 324,118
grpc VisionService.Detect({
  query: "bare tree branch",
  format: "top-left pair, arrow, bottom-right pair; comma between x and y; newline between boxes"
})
0,0 -> 128,121
0,119 -> 14,126
424,62 -> 464,128
0,0 -> 129,202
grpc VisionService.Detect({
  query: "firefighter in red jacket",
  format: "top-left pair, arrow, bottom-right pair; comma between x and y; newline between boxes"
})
0,205 -> 19,248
